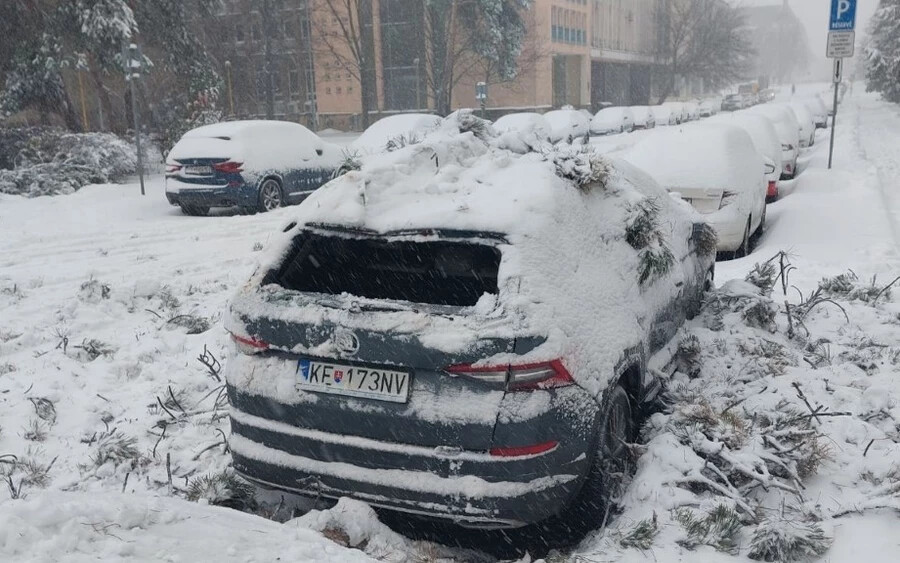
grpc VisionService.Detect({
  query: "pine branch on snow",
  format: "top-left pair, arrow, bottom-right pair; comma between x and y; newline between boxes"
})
748,515 -> 830,562
674,504 -> 743,554
187,471 -> 256,510
545,144 -> 612,192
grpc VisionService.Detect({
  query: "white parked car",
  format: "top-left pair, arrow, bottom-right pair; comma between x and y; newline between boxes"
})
788,102 -> 817,147
653,104 -> 679,126
544,109 -> 591,143
590,106 -> 635,135
630,106 -> 656,129
352,113 -> 442,154
803,96 -> 828,129
661,102 -> 687,124
698,99 -> 720,117
623,123 -> 767,257
713,112 -> 783,202
683,102 -> 701,121
746,105 -> 802,179
165,120 -> 342,216
494,112 -> 553,142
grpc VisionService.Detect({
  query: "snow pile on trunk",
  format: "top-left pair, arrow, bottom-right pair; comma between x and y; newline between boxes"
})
0,128 -> 137,197
573,254 -> 900,562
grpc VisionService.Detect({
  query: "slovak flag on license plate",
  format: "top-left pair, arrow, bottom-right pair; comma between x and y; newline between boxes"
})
334,369 -> 344,383
298,359 -> 310,380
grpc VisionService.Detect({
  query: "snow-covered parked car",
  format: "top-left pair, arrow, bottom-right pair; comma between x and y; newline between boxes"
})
661,102 -> 687,124
493,112 -> 552,142
351,113 -> 442,154
224,115 -> 716,531
624,123 -> 767,257
165,121 -> 341,215
788,102 -> 817,147
712,112 -> 783,202
746,105 -> 801,179
590,106 -> 635,135
698,98 -> 719,117
683,101 -> 701,121
803,96 -> 828,129
630,106 -> 656,129
544,108 -> 591,142
652,104 -> 679,126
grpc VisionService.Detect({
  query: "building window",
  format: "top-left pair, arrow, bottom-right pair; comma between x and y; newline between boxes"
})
326,87 -> 332,94
235,25 -> 245,43
289,69 -> 300,100
336,86 -> 342,94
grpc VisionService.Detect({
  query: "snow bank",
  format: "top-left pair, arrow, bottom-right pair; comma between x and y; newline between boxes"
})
0,491 -> 374,562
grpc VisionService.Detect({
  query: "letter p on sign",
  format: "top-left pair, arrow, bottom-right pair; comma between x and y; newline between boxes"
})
830,0 -> 857,31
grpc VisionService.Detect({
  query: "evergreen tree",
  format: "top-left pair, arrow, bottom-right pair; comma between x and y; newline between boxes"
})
866,0 -> 900,103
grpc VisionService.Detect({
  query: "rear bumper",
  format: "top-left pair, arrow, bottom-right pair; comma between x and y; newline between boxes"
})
228,405 -> 587,528
165,178 -> 256,208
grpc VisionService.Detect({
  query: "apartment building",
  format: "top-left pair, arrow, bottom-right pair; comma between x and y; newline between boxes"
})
213,1 -> 662,128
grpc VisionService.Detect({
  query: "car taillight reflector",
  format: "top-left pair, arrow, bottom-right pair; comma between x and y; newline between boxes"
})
213,161 -> 244,173
767,181 -> 778,198
230,332 -> 269,354
444,359 -> 574,391
166,164 -> 182,174
490,440 -> 559,457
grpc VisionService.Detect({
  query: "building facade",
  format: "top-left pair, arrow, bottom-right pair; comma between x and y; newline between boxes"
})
214,0 -> 663,129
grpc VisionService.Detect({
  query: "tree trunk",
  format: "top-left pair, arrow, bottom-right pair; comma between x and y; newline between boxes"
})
262,0 -> 276,119
90,66 -> 117,133
58,89 -> 82,132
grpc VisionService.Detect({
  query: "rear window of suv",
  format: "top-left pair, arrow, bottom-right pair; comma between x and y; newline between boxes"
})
268,231 -> 502,307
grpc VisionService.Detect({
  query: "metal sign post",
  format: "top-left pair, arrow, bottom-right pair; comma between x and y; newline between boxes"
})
123,43 -> 145,195
476,82 -> 487,118
826,0 -> 857,170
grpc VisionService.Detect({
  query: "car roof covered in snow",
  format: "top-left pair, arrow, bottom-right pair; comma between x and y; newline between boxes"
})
182,120 -> 318,141
351,113 -> 442,154
290,117 -> 658,237
493,112 -> 552,140
622,122 -> 764,194
710,112 -> 782,166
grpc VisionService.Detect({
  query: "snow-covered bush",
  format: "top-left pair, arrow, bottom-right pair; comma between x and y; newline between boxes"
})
186,471 -> 255,510
0,128 -> 137,197
748,516 -> 830,562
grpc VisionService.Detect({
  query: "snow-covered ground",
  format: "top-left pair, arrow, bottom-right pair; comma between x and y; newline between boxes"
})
2,86 -> 900,561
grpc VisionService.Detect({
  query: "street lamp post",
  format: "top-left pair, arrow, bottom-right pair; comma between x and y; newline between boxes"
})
225,60 -> 234,116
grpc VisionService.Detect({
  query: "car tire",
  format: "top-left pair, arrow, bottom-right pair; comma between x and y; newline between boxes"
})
258,178 -> 284,213
180,204 -> 209,216
564,385 -> 636,534
734,218 -> 752,258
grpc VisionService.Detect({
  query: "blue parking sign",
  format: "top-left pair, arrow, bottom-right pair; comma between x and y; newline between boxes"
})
830,0 -> 857,31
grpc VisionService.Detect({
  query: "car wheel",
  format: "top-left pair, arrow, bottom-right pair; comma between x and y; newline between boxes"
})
565,385 -> 636,533
180,204 -> 208,216
258,178 -> 283,213
734,218 -> 752,258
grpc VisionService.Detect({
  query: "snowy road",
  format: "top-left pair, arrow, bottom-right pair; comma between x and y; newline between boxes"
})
2,89 -> 900,561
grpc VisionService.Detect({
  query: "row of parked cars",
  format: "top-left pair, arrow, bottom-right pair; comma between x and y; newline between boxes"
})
163,91 -> 827,260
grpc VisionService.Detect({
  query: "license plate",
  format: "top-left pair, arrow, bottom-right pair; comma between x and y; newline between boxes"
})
184,165 -> 213,175
297,359 -> 411,403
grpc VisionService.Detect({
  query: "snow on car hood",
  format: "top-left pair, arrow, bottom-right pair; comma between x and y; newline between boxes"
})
229,116 -> 709,398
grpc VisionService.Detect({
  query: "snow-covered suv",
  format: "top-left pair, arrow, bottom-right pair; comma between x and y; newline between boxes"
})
223,116 -> 716,530
165,121 -> 342,216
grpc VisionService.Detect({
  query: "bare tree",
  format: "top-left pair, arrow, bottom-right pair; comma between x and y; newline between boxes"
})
654,0 -> 753,103
309,0 -> 377,127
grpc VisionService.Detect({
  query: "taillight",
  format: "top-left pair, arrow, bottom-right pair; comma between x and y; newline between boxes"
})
719,190 -> 738,210
490,440 -> 559,457
213,161 -> 244,174
230,332 -> 269,354
767,181 -> 778,198
444,359 -> 574,391
166,163 -> 182,175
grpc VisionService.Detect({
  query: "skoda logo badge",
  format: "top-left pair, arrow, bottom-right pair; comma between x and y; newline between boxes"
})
334,329 -> 360,355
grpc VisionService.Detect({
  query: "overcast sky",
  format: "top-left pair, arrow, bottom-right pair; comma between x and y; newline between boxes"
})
742,0 -> 879,80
